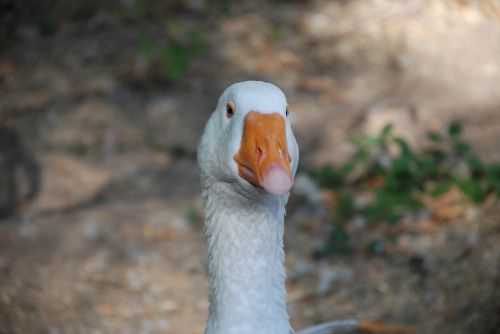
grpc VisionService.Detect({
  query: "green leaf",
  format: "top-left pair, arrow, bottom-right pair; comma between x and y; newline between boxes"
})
377,188 -> 420,210
386,212 -> 402,225
363,204 -> 385,225
332,226 -> 349,242
453,140 -> 471,156
310,165 -> 342,189
448,121 -> 463,137
455,178 -> 485,203
339,162 -> 356,176
160,44 -> 191,81
486,163 -> 500,194
488,163 -> 500,176
186,30 -> 206,56
467,156 -> 485,178
138,39 -> 154,59
429,180 -> 452,197
424,148 -> 447,163
394,137 -> 413,156
362,134 -> 380,148
427,131 -> 444,142
416,157 -> 439,178
380,124 -> 393,140
389,155 -> 421,189
334,193 -> 355,221
184,207 -> 200,222
313,226 -> 351,257
330,226 -> 351,253
354,148 -> 369,161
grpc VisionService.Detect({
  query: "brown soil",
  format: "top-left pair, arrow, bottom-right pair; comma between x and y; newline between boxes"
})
1,1 -> 499,333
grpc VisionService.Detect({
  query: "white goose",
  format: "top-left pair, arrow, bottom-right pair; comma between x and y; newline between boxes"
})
197,81 -> 357,334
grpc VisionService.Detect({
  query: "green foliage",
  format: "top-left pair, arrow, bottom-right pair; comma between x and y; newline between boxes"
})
70,5 -> 97,22
309,121 -> 500,257
160,30 -> 205,81
487,163 -> 500,195
309,165 -> 343,190
37,17 -> 59,36
138,39 -> 155,60
137,28 -> 205,82
184,207 -> 201,223
448,120 -> 462,137
314,226 -> 351,258
129,0 -> 207,83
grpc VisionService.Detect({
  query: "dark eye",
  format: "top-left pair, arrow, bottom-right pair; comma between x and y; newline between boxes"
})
226,102 -> 235,118
286,108 -> 289,117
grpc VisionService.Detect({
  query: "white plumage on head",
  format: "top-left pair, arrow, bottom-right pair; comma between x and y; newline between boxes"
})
198,81 -> 298,334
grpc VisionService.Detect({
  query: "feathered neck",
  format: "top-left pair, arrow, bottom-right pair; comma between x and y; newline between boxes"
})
201,178 -> 290,334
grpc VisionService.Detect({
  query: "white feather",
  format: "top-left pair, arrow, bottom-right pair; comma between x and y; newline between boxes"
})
198,81 -> 299,334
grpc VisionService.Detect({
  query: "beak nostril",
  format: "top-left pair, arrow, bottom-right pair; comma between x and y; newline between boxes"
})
256,146 -> 263,161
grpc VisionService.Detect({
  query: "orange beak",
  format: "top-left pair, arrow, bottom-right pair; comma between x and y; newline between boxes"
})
234,111 -> 293,195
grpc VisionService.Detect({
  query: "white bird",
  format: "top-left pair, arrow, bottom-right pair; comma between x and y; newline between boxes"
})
198,81 -> 357,334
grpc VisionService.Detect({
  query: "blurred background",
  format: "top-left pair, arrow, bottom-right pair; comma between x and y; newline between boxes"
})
1,0 -> 500,333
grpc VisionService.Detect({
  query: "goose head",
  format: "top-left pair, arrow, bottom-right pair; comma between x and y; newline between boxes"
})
198,81 -> 299,197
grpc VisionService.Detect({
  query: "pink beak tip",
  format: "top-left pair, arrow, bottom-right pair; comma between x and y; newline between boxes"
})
261,166 -> 293,196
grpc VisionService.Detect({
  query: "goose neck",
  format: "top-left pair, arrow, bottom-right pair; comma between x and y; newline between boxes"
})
203,184 -> 290,334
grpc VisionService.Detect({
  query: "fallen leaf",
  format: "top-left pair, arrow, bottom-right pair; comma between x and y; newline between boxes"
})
296,76 -> 337,93
319,189 -> 338,212
433,205 -> 465,221
357,318 -> 416,334
258,51 -> 300,73
420,186 -> 468,221
298,219 -> 315,232
142,224 -> 180,241
94,302 -> 113,315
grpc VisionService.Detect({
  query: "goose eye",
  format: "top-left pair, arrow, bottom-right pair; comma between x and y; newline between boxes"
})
286,108 -> 289,117
226,102 -> 235,119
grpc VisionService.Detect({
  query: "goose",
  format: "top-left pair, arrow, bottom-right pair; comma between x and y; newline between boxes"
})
197,81 -> 357,334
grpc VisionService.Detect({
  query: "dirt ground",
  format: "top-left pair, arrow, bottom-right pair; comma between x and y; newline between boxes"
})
1,1 -> 500,333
